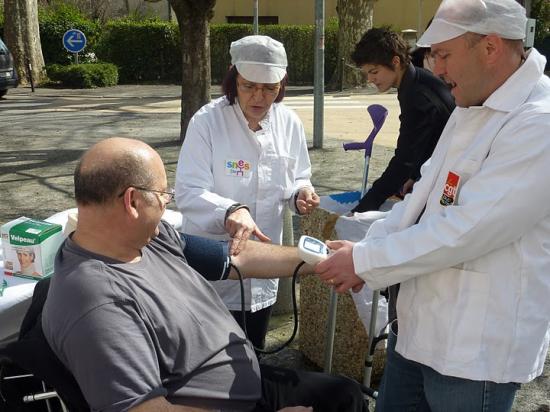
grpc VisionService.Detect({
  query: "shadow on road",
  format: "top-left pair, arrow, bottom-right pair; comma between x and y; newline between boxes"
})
0,149 -> 83,175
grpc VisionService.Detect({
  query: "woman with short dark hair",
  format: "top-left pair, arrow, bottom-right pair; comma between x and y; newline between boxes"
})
350,27 -> 455,213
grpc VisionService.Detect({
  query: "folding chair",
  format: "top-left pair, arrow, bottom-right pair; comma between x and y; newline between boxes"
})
0,278 -> 88,412
323,104 -> 389,392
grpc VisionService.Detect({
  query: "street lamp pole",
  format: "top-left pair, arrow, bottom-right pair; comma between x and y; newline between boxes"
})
313,0 -> 325,149
253,0 -> 259,34
417,0 -> 424,36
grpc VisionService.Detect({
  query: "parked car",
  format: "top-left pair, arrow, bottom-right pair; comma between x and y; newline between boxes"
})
0,37 -> 18,98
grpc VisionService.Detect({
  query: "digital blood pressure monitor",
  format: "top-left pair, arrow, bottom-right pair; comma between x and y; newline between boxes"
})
298,235 -> 329,265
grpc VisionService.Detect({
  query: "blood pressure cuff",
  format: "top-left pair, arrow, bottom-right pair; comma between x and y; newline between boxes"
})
180,233 -> 231,281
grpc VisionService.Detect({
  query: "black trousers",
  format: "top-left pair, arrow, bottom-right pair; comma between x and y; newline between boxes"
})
253,364 -> 368,412
231,305 -> 274,349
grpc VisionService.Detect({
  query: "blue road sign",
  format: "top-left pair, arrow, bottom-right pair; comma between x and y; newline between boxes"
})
63,29 -> 87,53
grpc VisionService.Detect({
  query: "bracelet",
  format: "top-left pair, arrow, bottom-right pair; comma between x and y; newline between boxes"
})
224,203 -> 250,224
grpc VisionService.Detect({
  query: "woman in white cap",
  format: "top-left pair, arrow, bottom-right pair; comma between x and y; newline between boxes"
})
175,35 -> 319,349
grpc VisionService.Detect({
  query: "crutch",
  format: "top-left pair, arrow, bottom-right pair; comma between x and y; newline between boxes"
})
323,104 -> 389,385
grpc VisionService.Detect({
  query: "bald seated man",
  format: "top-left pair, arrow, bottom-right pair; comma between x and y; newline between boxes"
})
42,138 -> 367,412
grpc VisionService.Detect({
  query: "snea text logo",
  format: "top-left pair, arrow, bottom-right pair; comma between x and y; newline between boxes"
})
440,171 -> 461,206
225,159 -> 251,177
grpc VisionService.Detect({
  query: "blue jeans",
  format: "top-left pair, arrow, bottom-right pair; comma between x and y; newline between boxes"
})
375,321 -> 520,412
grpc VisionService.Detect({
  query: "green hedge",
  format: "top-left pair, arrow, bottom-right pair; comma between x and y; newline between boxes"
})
95,19 -> 180,83
1,5 -> 339,85
210,24 -> 338,85
95,21 -> 338,85
38,4 -> 101,65
47,63 -> 118,88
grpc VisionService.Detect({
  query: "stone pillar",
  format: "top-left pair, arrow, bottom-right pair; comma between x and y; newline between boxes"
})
298,207 -> 386,382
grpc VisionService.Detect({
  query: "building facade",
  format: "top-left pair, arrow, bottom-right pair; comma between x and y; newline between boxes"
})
132,0 -> 442,37
212,0 -> 441,35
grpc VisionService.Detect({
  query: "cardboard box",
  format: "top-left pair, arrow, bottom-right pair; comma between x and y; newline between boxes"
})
1,217 -> 64,280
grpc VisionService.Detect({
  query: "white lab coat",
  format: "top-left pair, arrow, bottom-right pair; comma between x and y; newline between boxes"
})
353,49 -> 550,383
175,96 -> 313,311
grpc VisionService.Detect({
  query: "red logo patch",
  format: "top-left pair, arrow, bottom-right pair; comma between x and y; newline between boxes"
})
440,171 -> 461,206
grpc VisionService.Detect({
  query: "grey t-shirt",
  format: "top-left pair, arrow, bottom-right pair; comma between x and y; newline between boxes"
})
42,220 -> 261,412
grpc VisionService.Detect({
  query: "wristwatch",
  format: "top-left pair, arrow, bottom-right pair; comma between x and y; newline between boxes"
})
224,203 -> 250,223
294,192 -> 301,215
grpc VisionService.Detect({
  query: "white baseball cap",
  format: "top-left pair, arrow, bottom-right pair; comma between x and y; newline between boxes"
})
417,0 -> 527,47
230,35 -> 288,84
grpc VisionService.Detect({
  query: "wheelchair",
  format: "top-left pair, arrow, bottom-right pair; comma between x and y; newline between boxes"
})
0,278 -> 88,411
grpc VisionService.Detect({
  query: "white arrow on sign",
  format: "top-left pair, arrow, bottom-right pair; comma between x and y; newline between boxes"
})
66,35 -> 84,48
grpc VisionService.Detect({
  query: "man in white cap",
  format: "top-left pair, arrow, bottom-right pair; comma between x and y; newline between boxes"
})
315,0 -> 550,410
176,35 -> 319,351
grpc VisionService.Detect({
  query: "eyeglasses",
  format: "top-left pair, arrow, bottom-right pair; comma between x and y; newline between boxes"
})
118,186 -> 175,204
237,81 -> 281,97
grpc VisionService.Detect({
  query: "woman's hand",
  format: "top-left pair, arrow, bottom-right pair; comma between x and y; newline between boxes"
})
225,208 -> 271,255
296,187 -> 320,215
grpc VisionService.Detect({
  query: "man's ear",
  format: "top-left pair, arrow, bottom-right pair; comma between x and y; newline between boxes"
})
484,34 -> 502,64
121,188 -> 140,219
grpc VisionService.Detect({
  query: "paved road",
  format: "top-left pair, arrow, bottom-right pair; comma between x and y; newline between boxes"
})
0,85 -> 401,147
0,85 -> 399,225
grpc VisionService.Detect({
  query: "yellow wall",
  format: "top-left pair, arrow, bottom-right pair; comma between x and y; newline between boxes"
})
212,0 -> 441,36
212,0 -> 338,25
111,1 -> 442,37
374,0 -> 441,33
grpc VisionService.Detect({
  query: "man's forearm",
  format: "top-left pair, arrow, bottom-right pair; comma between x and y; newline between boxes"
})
229,241 -> 315,279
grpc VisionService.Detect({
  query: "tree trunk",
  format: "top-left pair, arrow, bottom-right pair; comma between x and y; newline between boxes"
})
4,0 -> 46,86
122,0 -> 131,14
168,0 -> 216,142
329,0 -> 375,90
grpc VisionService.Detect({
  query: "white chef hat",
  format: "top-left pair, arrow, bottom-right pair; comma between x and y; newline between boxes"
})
417,0 -> 527,47
230,35 -> 288,84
